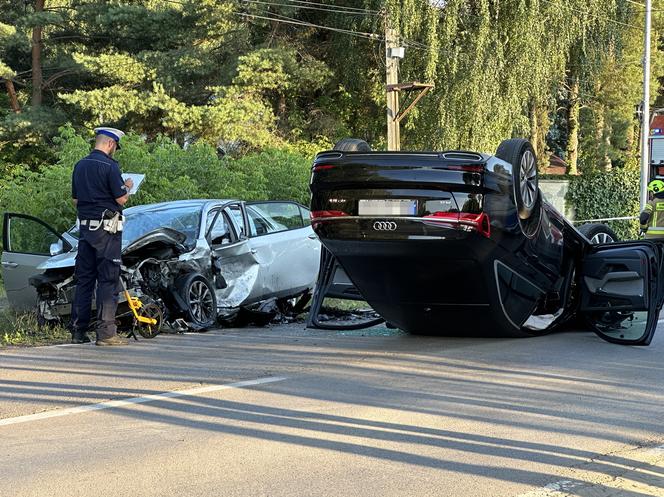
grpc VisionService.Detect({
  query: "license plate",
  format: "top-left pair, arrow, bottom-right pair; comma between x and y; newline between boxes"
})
358,199 -> 417,216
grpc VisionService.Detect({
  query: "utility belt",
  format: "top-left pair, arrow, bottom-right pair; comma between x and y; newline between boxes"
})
80,210 -> 124,234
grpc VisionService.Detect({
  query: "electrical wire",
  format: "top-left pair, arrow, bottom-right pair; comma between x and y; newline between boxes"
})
240,0 -> 379,16
279,0 -> 380,14
235,11 -> 383,41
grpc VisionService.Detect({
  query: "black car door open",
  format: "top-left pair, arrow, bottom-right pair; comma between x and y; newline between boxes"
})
579,241 -> 664,345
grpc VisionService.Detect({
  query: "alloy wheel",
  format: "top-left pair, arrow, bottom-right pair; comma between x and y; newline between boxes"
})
519,150 -> 538,210
590,232 -> 615,244
188,280 -> 214,323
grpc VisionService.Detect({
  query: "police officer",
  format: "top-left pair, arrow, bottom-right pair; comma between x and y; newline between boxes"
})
640,179 -> 664,239
71,127 -> 133,345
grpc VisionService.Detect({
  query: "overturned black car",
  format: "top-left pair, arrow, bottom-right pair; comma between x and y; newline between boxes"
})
308,138 -> 664,346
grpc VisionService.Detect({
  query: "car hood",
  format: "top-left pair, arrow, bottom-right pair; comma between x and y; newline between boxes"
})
36,228 -> 190,271
122,228 -> 189,256
37,251 -> 77,270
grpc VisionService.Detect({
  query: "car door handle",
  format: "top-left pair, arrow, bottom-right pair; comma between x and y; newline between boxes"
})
250,249 -> 257,254
308,234 -> 318,240
1,262 -> 18,269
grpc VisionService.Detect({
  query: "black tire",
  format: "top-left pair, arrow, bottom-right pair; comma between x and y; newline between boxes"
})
333,138 -> 371,152
175,273 -> 217,329
136,302 -> 164,339
578,223 -> 619,244
496,139 -> 539,220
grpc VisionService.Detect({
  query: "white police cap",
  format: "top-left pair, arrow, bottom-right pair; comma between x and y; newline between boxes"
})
94,127 -> 125,149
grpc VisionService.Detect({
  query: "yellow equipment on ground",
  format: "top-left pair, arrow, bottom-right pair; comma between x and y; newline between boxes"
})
120,278 -> 162,339
124,290 -> 158,327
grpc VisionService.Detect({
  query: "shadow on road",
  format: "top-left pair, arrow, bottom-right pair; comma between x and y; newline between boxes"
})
1,327 -> 663,495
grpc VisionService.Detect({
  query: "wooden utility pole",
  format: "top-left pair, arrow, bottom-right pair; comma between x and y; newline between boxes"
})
385,26 -> 400,151
384,12 -> 433,151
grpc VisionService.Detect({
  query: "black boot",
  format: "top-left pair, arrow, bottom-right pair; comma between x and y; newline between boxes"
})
71,332 -> 91,344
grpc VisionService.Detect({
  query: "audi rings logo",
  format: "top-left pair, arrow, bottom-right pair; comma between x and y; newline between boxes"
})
373,221 -> 397,231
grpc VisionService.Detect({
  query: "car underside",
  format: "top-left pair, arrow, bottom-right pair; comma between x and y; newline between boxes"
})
306,138 -> 664,346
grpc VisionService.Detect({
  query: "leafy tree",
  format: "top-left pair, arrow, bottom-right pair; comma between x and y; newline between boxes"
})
1,0 -> 662,179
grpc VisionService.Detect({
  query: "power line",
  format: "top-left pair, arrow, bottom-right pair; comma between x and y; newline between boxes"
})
279,0 -> 380,14
235,11 -> 383,41
240,0 -> 379,15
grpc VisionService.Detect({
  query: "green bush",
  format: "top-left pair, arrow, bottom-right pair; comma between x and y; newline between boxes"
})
567,168 -> 640,240
228,148 -> 312,205
0,126 -> 314,240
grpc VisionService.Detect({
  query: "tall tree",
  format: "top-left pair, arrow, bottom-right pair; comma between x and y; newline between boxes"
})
30,0 -> 45,107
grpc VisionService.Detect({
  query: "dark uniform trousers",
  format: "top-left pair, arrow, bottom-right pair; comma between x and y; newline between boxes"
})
72,225 -> 122,339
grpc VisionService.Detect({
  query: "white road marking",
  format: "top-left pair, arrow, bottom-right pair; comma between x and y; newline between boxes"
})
0,376 -> 287,428
515,445 -> 664,497
516,480 -> 579,497
651,444 -> 664,454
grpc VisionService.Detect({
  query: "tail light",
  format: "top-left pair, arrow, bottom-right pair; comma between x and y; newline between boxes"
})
312,164 -> 335,172
423,211 -> 491,238
460,213 -> 491,238
442,165 -> 485,173
422,211 -> 459,222
310,210 -> 349,220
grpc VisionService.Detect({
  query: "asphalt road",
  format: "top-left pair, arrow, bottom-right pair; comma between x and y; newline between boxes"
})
0,323 -> 663,497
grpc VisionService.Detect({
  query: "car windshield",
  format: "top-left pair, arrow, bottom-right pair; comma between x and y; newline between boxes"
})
122,206 -> 202,247
68,206 -> 203,247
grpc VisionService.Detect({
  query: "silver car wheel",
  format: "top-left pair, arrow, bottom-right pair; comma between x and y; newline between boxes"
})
520,150 -> 538,210
189,280 -> 214,323
590,232 -> 615,244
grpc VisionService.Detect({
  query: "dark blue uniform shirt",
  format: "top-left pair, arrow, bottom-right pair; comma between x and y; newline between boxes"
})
72,149 -> 125,220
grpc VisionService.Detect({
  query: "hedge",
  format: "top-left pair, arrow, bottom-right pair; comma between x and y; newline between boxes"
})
566,168 -> 641,240
0,126 -> 314,237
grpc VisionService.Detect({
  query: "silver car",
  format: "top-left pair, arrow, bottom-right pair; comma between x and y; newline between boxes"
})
2,199 -> 320,330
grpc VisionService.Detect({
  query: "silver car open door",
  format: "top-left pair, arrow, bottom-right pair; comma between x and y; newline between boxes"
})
579,241 -> 664,345
2,213 -> 73,309
206,204 -> 260,309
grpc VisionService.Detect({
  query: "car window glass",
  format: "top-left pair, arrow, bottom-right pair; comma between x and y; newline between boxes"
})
205,210 -> 217,233
208,212 -> 234,247
228,205 -> 246,237
246,206 -> 280,237
7,217 -> 60,255
586,310 -> 651,341
247,203 -> 303,236
300,206 -> 312,227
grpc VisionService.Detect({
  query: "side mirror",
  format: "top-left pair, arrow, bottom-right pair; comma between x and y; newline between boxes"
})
50,240 -> 64,256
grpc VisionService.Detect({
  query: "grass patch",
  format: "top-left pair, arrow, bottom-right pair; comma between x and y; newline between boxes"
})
0,309 -> 70,347
322,298 -> 373,311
